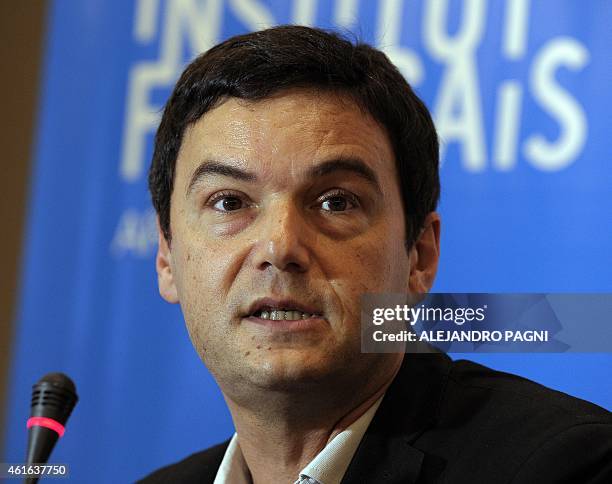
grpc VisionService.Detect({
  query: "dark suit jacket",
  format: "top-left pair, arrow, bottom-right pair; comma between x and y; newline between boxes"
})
139,354 -> 612,483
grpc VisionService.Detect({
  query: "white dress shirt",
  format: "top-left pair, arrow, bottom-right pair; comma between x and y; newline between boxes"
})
213,395 -> 384,484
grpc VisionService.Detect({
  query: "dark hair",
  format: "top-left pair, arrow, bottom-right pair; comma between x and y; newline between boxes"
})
149,25 -> 439,248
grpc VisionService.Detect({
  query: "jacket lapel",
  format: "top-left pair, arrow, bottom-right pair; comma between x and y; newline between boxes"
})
341,353 -> 452,483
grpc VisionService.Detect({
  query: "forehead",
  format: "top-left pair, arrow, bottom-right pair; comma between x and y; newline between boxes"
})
175,89 -> 396,183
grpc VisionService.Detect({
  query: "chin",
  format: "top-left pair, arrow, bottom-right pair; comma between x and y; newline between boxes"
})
254,351 -> 399,392
241,350 -> 347,391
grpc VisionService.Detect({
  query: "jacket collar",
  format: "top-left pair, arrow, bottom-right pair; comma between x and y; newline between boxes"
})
341,352 -> 452,483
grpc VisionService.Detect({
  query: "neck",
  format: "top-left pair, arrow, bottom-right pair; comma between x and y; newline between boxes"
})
222,356 -> 403,483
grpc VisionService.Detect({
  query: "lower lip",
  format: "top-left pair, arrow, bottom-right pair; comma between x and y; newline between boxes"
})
242,315 -> 326,331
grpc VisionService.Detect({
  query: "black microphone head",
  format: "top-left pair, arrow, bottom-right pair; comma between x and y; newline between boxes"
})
36,372 -> 76,393
30,372 -> 78,425
26,372 -> 79,468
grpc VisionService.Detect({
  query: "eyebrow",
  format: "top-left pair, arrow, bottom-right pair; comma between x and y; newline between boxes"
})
306,158 -> 381,192
186,160 -> 258,195
186,156 -> 382,196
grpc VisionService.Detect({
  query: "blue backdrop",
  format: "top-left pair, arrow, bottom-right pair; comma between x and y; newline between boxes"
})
4,1 -> 611,482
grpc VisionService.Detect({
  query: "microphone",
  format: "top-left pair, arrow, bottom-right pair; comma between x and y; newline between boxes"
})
25,373 -> 78,482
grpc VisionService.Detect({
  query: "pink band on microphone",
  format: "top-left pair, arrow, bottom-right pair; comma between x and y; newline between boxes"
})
27,417 -> 65,437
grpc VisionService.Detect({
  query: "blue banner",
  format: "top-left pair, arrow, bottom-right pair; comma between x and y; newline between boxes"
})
4,1 -> 612,482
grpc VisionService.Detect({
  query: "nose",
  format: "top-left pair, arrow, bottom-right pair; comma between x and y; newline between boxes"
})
252,198 -> 311,273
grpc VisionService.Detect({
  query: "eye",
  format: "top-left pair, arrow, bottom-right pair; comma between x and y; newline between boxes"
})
207,191 -> 250,212
318,190 -> 359,212
214,197 -> 243,211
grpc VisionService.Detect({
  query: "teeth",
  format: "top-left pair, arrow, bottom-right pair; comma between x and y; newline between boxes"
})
256,310 -> 317,321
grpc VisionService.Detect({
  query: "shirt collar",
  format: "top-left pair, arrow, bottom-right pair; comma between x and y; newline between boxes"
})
297,394 -> 384,484
213,395 -> 384,484
213,433 -> 251,484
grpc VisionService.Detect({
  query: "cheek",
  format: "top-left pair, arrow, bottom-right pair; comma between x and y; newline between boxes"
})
324,241 -> 397,323
174,251 -> 233,364
326,231 -> 410,315
341,238 -> 406,289
173,232 -> 241,295
171,247 -> 223,326
171,236 -> 250,334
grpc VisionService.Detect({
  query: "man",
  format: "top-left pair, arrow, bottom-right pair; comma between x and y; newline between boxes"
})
140,26 -> 611,483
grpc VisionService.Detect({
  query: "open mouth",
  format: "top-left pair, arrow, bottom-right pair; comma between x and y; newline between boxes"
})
251,308 -> 322,321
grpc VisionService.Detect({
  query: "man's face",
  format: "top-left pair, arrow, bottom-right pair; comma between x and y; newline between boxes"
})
156,90 -> 439,398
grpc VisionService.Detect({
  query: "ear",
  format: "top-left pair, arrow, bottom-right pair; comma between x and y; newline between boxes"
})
408,212 -> 441,294
156,218 -> 179,304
